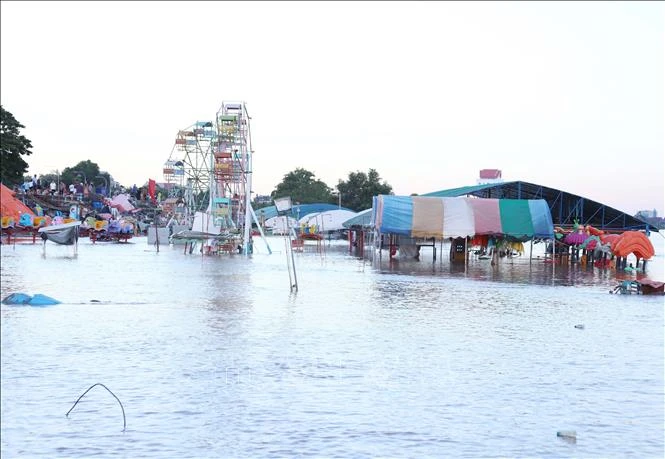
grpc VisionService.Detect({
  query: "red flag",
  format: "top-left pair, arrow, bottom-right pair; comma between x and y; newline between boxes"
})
148,179 -> 156,203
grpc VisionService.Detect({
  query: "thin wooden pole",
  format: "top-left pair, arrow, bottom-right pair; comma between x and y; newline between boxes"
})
552,238 -> 555,277
464,237 -> 468,275
529,239 -> 533,265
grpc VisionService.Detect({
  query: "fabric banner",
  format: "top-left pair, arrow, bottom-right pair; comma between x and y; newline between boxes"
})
442,197 -> 475,238
528,200 -> 555,238
378,195 -> 412,236
148,179 -> 156,203
469,198 -> 501,235
375,195 -> 553,241
499,199 -> 535,239
412,196 -> 443,238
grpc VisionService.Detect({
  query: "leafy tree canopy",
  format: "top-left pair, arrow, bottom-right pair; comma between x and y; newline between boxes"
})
58,160 -> 113,194
337,168 -> 393,212
0,106 -> 33,186
271,168 -> 333,204
60,160 -> 100,186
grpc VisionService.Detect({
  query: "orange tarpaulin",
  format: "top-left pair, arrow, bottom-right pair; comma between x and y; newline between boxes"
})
0,183 -> 35,221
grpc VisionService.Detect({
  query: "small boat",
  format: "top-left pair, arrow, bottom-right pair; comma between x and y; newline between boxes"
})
38,221 -> 81,245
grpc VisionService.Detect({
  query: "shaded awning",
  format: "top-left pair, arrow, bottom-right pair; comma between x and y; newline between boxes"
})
374,195 -> 553,241
342,209 -> 372,228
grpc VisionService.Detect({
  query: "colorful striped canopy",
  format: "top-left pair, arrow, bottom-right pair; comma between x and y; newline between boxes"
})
373,195 -> 554,241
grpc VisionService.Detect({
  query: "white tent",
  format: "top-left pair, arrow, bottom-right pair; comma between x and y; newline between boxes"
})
264,215 -> 298,235
298,209 -> 358,232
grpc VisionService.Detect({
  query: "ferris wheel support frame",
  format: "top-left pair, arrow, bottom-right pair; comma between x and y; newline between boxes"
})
242,106 -> 253,255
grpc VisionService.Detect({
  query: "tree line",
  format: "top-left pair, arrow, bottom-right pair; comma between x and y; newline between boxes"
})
1,106 -> 394,211
269,167 -> 393,212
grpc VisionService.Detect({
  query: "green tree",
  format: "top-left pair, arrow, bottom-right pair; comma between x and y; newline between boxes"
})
337,168 -> 393,212
271,168 -> 333,204
39,172 -> 60,187
0,106 -> 33,186
60,160 -> 101,186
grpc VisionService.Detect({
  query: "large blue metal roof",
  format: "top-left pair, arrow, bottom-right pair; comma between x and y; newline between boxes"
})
422,181 -> 658,233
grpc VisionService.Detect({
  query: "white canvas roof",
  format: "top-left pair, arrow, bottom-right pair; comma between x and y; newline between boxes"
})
298,209 -> 358,232
264,215 -> 298,228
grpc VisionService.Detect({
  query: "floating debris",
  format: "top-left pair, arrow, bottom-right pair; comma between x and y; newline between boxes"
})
2,293 -> 60,306
557,430 -> 577,443
66,383 -> 126,431
574,324 -> 585,330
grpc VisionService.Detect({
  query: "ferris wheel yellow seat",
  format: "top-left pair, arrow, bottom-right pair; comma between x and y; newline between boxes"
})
1,216 -> 15,229
94,220 -> 108,231
33,216 -> 47,228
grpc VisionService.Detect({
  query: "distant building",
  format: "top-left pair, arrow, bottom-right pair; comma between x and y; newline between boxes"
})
635,209 -> 664,229
477,169 -> 504,185
635,209 -> 658,219
254,194 -> 272,205
157,182 -> 177,191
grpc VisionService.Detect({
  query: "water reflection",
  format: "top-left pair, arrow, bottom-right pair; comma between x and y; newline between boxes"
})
1,236 -> 663,458
366,234 -> 664,290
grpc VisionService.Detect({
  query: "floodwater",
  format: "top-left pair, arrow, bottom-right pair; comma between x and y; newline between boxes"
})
1,234 -> 663,458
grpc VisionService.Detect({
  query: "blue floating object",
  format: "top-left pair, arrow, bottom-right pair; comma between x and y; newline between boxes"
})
2,293 -> 33,305
28,294 -> 61,306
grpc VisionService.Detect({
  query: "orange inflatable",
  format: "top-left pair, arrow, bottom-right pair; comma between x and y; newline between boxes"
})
612,231 -> 654,260
600,233 -> 621,250
585,225 -> 604,236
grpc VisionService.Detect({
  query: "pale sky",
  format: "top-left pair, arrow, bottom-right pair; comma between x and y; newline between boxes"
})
2,1 -> 663,216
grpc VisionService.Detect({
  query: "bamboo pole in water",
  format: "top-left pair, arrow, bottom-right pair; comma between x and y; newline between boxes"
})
529,239 -> 533,265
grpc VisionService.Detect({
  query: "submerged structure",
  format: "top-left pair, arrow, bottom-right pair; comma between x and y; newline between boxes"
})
370,194 -> 554,263
165,101 -> 267,255
342,182 -> 658,276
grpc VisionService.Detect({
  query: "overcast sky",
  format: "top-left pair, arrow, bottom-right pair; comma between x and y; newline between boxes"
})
2,1 -> 663,215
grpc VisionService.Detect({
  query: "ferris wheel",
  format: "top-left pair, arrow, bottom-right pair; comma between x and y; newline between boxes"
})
210,101 -> 253,232
163,101 -> 261,256
165,121 -> 215,212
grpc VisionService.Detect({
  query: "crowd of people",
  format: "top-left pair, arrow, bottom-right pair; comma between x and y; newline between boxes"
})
18,174 -> 105,201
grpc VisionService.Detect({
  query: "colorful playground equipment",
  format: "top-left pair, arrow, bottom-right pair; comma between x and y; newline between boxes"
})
89,218 -> 135,243
552,221 -> 656,271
